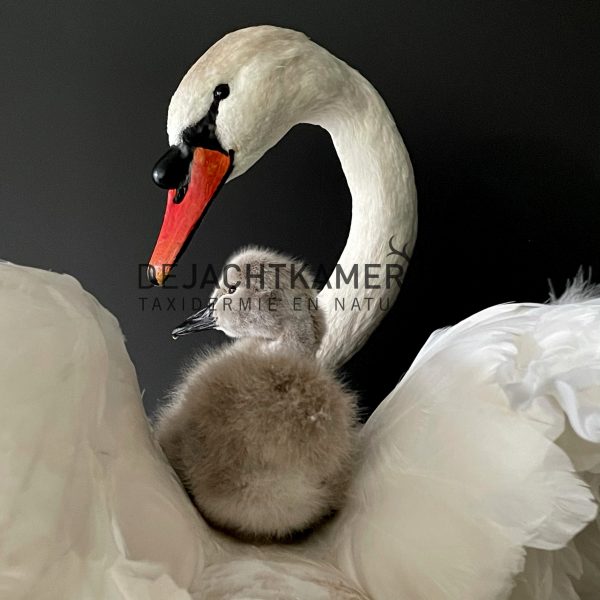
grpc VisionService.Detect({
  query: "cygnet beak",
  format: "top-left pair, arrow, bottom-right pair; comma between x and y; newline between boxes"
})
172,305 -> 216,339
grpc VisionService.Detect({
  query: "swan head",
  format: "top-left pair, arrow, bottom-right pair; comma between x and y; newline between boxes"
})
148,26 -> 346,286
172,246 -> 325,354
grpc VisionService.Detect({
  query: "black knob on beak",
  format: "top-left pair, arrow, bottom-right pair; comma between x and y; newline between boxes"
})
152,145 -> 192,190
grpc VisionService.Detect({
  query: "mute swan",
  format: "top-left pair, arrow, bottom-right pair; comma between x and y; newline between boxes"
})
2,24 -> 599,600
154,247 -> 357,541
147,26 -> 600,599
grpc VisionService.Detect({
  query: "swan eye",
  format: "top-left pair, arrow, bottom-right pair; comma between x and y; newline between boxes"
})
213,84 -> 230,101
227,284 -> 238,295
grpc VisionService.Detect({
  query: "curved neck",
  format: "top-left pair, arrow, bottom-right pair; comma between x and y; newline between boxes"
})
310,66 -> 417,368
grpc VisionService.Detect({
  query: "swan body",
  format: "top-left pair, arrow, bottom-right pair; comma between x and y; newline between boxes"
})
2,24 -> 599,600
154,248 -> 357,541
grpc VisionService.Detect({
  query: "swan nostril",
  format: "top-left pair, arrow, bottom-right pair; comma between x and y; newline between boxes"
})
173,182 -> 189,204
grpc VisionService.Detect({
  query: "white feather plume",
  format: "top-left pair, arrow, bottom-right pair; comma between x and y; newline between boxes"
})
324,295 -> 600,600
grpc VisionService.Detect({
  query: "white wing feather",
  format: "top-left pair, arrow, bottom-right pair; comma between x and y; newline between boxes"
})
0,263 -> 209,599
325,295 -> 600,600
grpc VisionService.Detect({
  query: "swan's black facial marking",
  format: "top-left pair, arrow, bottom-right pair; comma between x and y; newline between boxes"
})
180,83 -> 230,154
152,83 -> 231,197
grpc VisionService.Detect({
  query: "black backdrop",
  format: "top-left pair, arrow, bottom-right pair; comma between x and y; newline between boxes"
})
2,1 -> 599,415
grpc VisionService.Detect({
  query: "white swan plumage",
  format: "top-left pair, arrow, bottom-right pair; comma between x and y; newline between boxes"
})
0,263 -> 208,599
325,282 -> 600,600
1,25 -> 599,600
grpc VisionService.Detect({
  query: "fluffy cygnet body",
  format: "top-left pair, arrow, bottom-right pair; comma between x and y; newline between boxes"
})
154,247 -> 357,541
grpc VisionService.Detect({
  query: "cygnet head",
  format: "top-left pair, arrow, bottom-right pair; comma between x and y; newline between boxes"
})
172,247 -> 325,355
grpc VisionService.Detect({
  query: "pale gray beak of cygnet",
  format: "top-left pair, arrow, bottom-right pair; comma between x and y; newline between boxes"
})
172,306 -> 216,339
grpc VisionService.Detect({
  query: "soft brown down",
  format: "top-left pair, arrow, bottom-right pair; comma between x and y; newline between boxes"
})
154,338 -> 358,542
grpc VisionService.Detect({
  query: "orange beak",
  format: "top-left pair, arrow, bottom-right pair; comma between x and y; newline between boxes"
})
148,147 -> 232,286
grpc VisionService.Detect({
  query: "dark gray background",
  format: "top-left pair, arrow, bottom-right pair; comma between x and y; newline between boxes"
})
2,1 -> 599,416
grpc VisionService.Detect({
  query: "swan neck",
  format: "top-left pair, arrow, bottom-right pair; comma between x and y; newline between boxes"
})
312,66 -> 417,367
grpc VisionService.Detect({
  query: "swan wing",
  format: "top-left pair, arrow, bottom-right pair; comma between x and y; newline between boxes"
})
0,263 -> 209,599
325,296 -> 600,600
